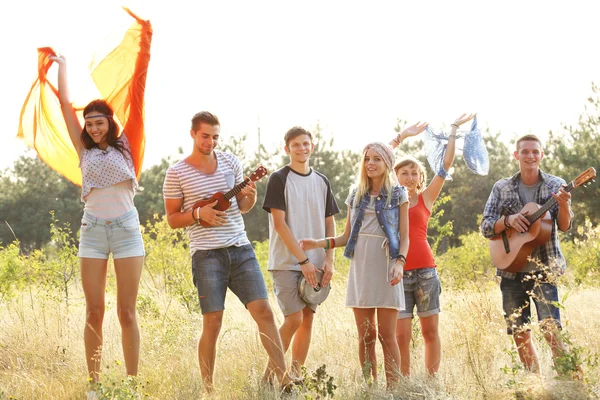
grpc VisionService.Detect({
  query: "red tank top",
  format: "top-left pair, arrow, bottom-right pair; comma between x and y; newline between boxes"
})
405,194 -> 437,270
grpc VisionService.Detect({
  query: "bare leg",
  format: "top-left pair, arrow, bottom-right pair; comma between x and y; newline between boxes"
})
541,321 -> 582,378
198,310 -> 224,392
262,309 -> 302,384
420,314 -> 441,376
513,331 -> 540,373
290,307 -> 314,373
247,299 -> 293,386
353,308 -> 377,382
81,258 -> 109,382
113,256 -> 144,376
396,318 -> 412,376
377,308 -> 401,387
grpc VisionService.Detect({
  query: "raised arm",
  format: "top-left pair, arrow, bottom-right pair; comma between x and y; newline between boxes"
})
389,121 -> 429,149
422,113 -> 475,210
49,55 -> 83,156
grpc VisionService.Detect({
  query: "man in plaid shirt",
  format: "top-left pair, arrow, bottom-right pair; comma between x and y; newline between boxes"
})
480,134 -> 574,375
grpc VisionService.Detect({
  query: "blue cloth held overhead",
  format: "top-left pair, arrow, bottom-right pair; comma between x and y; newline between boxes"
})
423,115 -> 489,180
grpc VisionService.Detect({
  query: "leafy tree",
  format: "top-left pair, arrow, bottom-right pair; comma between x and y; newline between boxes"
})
0,153 -> 81,251
136,156 -> 176,226
544,82 -> 600,235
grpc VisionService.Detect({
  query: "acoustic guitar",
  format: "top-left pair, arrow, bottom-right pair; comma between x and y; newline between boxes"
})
192,165 -> 268,227
490,167 -> 596,272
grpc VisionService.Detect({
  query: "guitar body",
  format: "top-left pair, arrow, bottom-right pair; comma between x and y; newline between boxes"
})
489,202 -> 553,272
193,193 -> 231,227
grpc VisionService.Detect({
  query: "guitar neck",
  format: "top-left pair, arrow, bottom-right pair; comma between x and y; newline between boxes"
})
224,178 -> 251,201
527,181 -> 574,223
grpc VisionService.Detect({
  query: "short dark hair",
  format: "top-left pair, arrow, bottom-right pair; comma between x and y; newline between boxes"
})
284,126 -> 312,148
515,134 -> 543,152
191,111 -> 220,131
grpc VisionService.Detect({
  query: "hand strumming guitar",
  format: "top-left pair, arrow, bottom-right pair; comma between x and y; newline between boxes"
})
194,200 -> 227,227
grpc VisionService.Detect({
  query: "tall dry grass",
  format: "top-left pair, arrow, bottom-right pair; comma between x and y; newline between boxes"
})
1,274 -> 599,399
1,216 -> 599,399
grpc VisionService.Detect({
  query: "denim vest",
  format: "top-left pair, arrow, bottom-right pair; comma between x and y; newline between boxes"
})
343,186 -> 406,260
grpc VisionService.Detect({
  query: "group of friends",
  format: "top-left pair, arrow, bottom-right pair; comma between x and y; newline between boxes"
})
47,55 -> 577,397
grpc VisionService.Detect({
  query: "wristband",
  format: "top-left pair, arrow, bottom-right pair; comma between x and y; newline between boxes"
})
192,208 -> 200,223
324,237 -> 336,250
504,214 -> 511,229
437,167 -> 449,179
451,123 -> 459,128
299,258 -> 310,266
397,255 -> 407,264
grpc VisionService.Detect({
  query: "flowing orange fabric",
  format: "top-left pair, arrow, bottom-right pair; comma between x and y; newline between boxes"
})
17,7 -> 152,186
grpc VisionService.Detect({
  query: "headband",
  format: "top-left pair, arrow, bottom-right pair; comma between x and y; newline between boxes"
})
84,114 -> 112,119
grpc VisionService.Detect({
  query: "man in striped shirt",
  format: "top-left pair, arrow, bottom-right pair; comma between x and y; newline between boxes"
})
163,111 -> 294,392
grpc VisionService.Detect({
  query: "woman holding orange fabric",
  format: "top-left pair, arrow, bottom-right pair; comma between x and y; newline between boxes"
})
389,114 -> 475,377
50,54 -> 145,389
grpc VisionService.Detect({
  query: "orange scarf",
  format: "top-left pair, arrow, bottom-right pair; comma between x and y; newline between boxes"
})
17,7 -> 152,186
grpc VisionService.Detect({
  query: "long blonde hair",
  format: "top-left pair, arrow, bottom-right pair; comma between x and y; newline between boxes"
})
353,142 -> 396,207
394,156 -> 427,194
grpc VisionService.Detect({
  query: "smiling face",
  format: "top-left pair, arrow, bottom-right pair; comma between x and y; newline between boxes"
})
514,139 -> 544,173
363,148 -> 387,180
285,134 -> 314,164
191,123 -> 220,156
84,112 -> 110,147
396,164 -> 422,194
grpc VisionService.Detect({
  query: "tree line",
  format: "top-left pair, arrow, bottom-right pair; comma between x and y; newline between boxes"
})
2,85 -> 599,252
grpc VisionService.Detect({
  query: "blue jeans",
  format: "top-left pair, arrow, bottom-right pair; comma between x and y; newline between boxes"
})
191,244 -> 268,314
500,271 -> 561,335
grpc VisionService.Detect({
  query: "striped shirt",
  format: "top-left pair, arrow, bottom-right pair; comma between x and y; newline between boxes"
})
163,151 -> 250,255
480,170 -> 573,279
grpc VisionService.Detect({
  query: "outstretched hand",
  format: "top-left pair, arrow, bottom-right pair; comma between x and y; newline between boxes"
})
48,54 -> 66,65
299,239 -> 320,251
397,121 -> 429,142
452,113 -> 476,128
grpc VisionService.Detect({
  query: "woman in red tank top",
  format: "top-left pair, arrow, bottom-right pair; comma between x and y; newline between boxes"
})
389,113 -> 475,377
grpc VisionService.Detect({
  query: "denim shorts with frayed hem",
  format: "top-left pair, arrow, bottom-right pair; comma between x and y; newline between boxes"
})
500,271 -> 561,335
192,244 -> 268,314
398,267 -> 441,320
78,208 -> 145,260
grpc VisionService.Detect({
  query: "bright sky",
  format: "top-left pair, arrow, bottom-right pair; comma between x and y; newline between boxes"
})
2,1 -> 599,172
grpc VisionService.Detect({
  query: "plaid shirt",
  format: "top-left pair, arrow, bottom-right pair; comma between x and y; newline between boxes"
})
480,170 -> 573,279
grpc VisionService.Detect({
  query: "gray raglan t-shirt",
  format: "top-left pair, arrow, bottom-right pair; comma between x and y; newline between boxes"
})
262,166 -> 340,271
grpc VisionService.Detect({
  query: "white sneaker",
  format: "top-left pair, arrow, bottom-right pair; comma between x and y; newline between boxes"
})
87,390 -> 100,400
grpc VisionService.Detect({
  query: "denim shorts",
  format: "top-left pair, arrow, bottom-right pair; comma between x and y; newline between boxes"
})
78,208 -> 145,259
398,268 -> 441,319
500,272 -> 561,335
270,270 -> 318,316
192,244 -> 268,314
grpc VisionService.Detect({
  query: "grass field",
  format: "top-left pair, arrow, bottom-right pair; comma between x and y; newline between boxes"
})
1,272 -> 599,399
